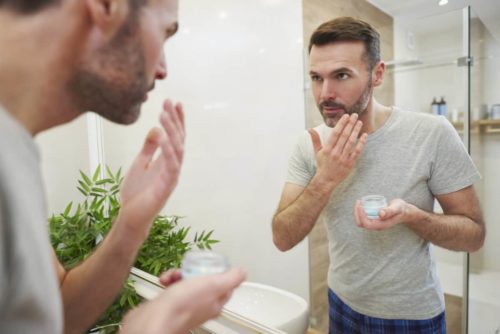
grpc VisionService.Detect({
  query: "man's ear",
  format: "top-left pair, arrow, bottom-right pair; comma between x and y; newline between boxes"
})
84,0 -> 130,40
372,61 -> 385,87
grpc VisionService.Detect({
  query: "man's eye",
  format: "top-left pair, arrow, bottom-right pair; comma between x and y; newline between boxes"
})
311,75 -> 322,82
337,73 -> 349,80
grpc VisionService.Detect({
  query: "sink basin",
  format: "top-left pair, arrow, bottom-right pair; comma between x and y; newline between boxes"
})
223,282 -> 309,334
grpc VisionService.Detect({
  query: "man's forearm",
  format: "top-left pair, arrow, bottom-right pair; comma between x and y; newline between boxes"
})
405,206 -> 485,252
60,213 -> 146,334
272,176 -> 336,251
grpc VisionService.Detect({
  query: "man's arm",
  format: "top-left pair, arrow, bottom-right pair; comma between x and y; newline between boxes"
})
56,100 -> 185,334
273,114 -> 367,251
354,185 -> 485,252
272,181 -> 333,251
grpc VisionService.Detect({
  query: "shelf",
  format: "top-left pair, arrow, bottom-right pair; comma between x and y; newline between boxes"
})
451,119 -> 500,134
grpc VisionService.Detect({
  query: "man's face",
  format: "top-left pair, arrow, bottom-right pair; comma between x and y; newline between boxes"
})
69,0 -> 179,124
309,41 -> 373,128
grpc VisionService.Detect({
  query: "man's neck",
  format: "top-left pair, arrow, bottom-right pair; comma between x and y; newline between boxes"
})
359,98 -> 392,135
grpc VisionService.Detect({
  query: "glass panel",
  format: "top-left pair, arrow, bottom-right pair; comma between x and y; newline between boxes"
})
389,9 -> 468,334
467,7 -> 500,334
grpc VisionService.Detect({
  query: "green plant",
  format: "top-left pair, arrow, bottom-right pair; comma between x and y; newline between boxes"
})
49,166 -> 219,333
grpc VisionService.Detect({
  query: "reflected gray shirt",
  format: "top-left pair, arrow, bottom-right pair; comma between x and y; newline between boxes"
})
286,108 -> 480,319
0,106 -> 63,333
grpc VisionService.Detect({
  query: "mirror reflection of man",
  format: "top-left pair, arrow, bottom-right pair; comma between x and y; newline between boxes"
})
272,17 -> 485,333
0,0 -> 245,333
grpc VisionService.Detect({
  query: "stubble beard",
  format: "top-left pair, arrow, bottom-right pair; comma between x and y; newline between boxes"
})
319,77 -> 373,128
67,14 -> 149,125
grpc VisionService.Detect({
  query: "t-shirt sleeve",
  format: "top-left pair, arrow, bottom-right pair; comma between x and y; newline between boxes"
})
0,195 -> 6,309
428,117 -> 481,195
286,132 -> 315,187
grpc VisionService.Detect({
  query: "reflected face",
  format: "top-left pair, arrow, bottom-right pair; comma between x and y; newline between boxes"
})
309,41 -> 373,128
69,0 -> 179,124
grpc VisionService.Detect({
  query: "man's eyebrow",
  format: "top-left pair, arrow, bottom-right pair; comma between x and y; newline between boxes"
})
166,22 -> 179,37
309,67 -> 353,76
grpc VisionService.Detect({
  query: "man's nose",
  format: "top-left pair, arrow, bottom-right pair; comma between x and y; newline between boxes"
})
155,49 -> 167,80
320,79 -> 336,101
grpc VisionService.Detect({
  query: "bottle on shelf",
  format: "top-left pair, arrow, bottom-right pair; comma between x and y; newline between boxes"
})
431,97 -> 439,115
438,96 -> 447,117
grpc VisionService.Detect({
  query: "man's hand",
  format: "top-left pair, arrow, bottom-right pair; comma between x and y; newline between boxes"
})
312,113 -> 367,188
120,268 -> 246,334
118,99 -> 185,241
159,269 -> 183,287
354,198 -> 423,231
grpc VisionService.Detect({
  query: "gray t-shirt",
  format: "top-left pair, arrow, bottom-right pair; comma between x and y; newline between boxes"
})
287,108 -> 480,319
0,107 -> 63,333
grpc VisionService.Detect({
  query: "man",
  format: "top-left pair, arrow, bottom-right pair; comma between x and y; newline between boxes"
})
272,17 -> 485,333
0,0 -> 245,333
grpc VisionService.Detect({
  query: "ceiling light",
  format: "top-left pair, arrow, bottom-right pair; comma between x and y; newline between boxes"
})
438,0 -> 448,6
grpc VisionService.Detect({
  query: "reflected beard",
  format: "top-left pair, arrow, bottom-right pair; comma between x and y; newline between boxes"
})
319,78 -> 373,128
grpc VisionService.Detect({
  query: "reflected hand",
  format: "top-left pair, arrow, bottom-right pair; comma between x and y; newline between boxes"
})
312,114 -> 367,187
118,99 -> 185,241
120,268 -> 246,334
354,198 -> 420,231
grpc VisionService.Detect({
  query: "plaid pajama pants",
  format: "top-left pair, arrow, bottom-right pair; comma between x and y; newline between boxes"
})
328,289 -> 447,334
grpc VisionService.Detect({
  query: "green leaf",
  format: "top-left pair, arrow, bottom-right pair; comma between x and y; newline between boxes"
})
92,165 -> 102,182
79,170 -> 92,186
63,202 -> 73,217
77,187 -> 88,196
95,178 -> 113,186
105,165 -> 114,180
78,180 -> 90,193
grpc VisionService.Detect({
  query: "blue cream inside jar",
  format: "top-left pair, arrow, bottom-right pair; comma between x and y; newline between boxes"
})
361,195 -> 388,219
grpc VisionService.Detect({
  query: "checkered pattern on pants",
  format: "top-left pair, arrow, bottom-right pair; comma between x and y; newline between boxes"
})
328,289 -> 447,334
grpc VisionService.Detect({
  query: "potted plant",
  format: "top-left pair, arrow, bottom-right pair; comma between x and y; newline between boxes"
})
49,166 -> 218,333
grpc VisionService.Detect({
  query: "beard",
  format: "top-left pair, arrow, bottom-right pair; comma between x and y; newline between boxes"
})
68,14 -> 149,125
319,76 -> 373,128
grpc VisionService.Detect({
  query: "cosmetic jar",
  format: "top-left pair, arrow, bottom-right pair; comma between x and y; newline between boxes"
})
181,250 -> 229,279
360,195 -> 388,219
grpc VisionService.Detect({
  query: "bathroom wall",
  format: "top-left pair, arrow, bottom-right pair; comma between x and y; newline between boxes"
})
302,0 -> 394,331
37,117 -> 91,216
98,0 -> 310,300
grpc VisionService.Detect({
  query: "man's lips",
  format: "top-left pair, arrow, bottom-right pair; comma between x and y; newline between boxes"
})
322,107 -> 344,116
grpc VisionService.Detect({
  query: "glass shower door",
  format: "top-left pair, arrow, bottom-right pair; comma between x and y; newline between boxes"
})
390,8 -> 471,334
467,7 -> 500,334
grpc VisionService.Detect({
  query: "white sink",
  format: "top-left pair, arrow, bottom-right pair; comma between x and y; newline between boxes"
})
223,282 -> 309,334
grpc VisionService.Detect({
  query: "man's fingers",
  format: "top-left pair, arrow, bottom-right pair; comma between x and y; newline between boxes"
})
160,109 -> 184,161
211,268 -> 246,295
159,269 -> 182,287
349,133 -> 367,160
341,120 -> 363,158
324,114 -> 350,149
137,127 -> 163,166
333,114 -> 358,154
308,128 -> 322,153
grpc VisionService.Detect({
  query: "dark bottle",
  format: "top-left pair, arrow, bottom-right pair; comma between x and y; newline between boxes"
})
431,97 -> 439,115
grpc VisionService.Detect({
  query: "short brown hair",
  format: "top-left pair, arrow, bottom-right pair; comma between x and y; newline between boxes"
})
309,17 -> 380,71
0,0 -> 60,14
0,0 -> 145,14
